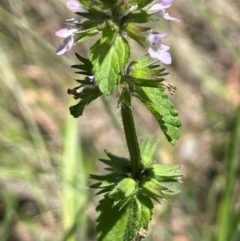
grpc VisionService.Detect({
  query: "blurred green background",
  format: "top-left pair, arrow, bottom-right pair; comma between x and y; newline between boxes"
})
0,0 -> 240,240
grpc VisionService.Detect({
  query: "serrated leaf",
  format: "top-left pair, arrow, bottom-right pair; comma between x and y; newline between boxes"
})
90,35 -> 130,94
140,138 -> 159,168
96,194 -> 153,241
69,87 -> 102,118
135,87 -> 181,144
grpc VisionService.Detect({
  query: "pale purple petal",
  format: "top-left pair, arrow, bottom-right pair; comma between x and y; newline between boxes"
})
56,35 -> 74,55
146,32 -> 167,44
161,0 -> 174,8
149,0 -> 173,11
160,44 -> 170,51
55,29 -> 73,38
153,33 -> 167,42
88,75 -> 95,82
158,50 -> 172,64
148,47 -> 161,59
67,0 -> 88,13
162,11 -> 180,22
148,43 -> 172,65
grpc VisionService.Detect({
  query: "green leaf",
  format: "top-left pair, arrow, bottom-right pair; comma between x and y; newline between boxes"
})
96,194 -> 153,241
135,87 -> 181,144
69,87 -> 102,118
90,35 -> 130,94
140,138 -> 159,168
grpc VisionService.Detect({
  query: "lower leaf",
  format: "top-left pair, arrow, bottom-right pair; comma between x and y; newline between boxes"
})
96,194 -> 153,241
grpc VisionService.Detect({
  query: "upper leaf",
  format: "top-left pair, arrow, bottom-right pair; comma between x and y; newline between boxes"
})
96,194 -> 153,241
135,87 -> 181,144
90,33 -> 130,94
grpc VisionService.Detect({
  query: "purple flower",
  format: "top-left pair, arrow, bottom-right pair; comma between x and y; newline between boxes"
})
146,32 -> 172,65
55,29 -> 77,55
148,0 -> 180,22
67,0 -> 88,13
55,1 -> 88,55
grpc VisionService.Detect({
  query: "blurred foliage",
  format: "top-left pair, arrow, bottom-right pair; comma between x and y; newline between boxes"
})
0,0 -> 240,241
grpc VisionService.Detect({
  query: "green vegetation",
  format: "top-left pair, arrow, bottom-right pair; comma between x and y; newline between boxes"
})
0,0 -> 239,240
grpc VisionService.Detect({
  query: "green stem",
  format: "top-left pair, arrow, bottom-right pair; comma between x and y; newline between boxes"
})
120,95 -> 141,180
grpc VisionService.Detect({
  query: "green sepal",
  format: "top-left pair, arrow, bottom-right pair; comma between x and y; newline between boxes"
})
140,177 -> 167,202
75,7 -> 108,21
90,181 -> 115,189
89,181 -> 117,195
135,87 -> 181,144
131,0 -> 155,9
90,151 -> 131,196
161,183 -> 181,196
71,53 -> 93,76
109,177 -> 137,207
99,159 -> 130,173
125,24 -> 150,46
128,55 -> 162,71
146,164 -> 183,182
126,55 -> 168,88
75,28 -> 100,44
127,11 -> 150,24
90,33 -> 130,94
140,138 -> 159,169
89,173 -> 127,182
78,0 -> 91,9
96,194 -> 153,241
69,86 -> 102,117
118,87 -> 131,107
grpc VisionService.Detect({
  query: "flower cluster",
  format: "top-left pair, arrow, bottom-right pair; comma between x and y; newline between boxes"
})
55,0 -> 88,55
146,0 -> 180,64
55,0 -> 180,65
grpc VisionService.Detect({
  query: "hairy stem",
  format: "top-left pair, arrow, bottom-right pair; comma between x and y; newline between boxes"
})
121,94 -> 141,180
